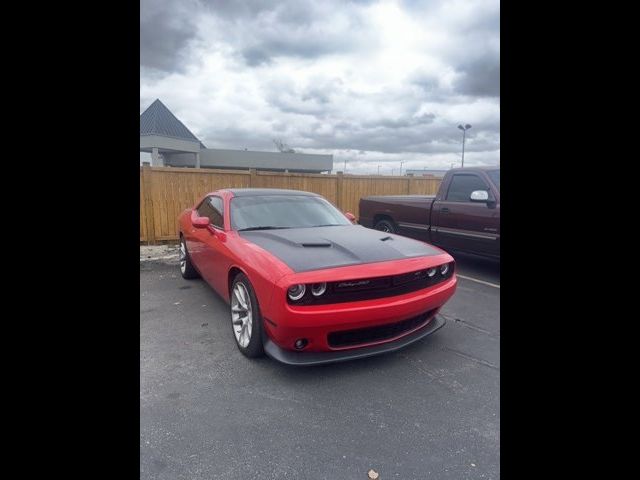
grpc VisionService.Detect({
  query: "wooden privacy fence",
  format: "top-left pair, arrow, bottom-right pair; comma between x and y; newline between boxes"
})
140,165 -> 442,244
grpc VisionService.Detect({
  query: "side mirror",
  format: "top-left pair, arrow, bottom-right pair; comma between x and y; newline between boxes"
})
192,216 -> 210,228
344,212 -> 357,223
470,190 -> 489,202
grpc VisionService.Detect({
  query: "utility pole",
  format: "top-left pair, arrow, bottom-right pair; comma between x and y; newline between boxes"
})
457,124 -> 472,167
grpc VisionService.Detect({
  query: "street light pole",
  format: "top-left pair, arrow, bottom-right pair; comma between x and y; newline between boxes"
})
457,124 -> 472,167
400,161 -> 404,176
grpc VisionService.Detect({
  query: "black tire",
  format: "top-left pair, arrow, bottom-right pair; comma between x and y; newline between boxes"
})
179,236 -> 200,279
374,218 -> 396,234
230,273 -> 265,358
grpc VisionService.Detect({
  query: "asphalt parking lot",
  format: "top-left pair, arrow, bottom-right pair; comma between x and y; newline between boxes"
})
140,252 -> 499,480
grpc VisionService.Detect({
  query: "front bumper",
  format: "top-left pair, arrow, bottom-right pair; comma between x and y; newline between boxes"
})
264,314 -> 446,366
263,274 -> 456,352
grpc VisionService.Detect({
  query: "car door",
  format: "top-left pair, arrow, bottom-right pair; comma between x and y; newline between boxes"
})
431,172 -> 500,257
191,195 -> 228,295
184,200 -> 209,271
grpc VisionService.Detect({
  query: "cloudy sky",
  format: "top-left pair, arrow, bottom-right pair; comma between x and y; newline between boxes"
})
140,0 -> 499,174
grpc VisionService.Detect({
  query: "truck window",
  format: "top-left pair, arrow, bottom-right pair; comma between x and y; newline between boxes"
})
487,170 -> 500,191
197,196 -> 224,228
446,174 -> 490,202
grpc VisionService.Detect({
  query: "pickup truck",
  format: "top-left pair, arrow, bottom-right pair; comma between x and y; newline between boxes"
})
359,167 -> 500,259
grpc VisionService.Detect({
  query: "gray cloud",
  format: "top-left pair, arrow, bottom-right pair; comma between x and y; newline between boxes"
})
362,113 -> 436,129
197,0 -> 279,18
447,3 -> 500,97
140,0 -> 500,172
411,73 -> 443,96
240,39 -> 344,66
140,0 -> 199,72
296,121 -> 498,155
454,56 -> 500,97
233,3 -> 375,65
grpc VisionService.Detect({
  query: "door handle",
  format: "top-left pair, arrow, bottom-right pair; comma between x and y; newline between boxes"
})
440,207 -> 450,214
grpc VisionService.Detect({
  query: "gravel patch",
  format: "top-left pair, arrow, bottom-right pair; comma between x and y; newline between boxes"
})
140,245 -> 180,264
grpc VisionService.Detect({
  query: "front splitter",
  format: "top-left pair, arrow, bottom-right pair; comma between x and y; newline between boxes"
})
263,314 -> 446,366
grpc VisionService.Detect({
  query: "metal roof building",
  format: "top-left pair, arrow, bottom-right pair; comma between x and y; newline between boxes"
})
140,100 -> 204,165
140,99 -> 333,173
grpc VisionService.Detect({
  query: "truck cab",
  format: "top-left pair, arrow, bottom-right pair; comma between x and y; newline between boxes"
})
431,168 -> 500,258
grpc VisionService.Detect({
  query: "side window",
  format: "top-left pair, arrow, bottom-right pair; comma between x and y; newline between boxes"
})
445,174 -> 490,202
197,196 -> 225,228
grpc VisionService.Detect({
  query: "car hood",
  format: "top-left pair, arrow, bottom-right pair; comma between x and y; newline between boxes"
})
239,225 -> 442,273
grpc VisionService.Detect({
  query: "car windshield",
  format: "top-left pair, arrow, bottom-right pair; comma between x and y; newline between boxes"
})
231,195 -> 352,231
488,170 -> 500,191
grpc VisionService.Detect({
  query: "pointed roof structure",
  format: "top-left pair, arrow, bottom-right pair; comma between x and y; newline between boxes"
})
140,99 -> 205,147
139,98 -> 332,172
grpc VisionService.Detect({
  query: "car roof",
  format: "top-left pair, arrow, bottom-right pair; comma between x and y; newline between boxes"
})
226,188 -> 321,197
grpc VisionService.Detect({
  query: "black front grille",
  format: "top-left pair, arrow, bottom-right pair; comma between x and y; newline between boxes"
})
288,262 -> 454,305
327,309 -> 437,348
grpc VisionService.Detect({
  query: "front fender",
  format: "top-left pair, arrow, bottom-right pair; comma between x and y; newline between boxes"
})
225,233 -> 293,315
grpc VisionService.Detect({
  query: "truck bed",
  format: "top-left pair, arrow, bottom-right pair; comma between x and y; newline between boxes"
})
359,195 -> 435,236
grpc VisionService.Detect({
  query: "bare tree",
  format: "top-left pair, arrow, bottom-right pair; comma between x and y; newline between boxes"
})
273,138 -> 296,153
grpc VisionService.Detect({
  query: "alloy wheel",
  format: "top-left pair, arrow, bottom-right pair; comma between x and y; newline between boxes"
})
179,241 -> 187,274
231,283 -> 253,348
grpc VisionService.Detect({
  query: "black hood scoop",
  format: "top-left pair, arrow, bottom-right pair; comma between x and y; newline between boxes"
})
239,225 -> 441,273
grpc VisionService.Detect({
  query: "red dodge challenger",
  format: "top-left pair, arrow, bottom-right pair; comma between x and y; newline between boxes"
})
178,188 -> 457,365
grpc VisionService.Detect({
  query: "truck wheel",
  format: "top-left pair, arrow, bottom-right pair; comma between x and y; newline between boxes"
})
374,218 -> 396,233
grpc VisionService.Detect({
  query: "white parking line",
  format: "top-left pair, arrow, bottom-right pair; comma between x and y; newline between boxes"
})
456,274 -> 500,289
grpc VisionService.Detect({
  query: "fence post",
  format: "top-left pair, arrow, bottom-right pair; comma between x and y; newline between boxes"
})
336,171 -> 344,210
408,176 -> 417,194
142,163 -> 156,245
249,168 -> 257,187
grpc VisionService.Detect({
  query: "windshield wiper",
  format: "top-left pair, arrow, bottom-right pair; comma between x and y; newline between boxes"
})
237,226 -> 291,232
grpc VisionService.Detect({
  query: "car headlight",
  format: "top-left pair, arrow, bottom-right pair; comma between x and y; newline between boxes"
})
426,267 -> 437,277
287,284 -> 306,301
440,263 -> 450,275
311,282 -> 327,296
